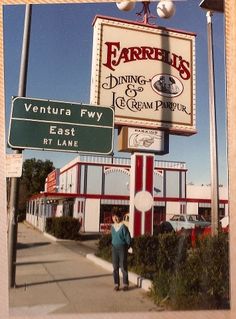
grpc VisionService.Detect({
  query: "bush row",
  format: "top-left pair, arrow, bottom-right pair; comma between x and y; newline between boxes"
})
96,231 -> 229,310
152,232 -> 229,310
45,217 -> 81,240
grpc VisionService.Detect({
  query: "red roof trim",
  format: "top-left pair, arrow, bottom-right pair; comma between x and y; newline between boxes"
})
30,192 -> 79,200
29,193 -> 228,205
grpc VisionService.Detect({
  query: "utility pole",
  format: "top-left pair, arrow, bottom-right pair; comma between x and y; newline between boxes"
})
206,10 -> 220,236
8,4 -> 32,288
199,0 -> 223,236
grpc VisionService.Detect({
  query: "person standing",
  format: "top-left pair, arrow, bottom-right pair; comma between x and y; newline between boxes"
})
111,210 -> 131,291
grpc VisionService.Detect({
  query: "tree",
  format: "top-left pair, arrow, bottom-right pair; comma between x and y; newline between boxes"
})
18,158 -> 55,212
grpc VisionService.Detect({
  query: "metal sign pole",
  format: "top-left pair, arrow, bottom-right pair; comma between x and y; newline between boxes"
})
8,4 -> 32,288
206,11 -> 220,236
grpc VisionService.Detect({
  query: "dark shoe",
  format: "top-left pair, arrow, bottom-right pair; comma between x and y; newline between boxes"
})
114,285 -> 119,291
123,285 -> 129,291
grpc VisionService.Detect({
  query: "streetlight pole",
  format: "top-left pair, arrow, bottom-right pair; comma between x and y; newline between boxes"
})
8,4 -> 32,288
199,0 -> 223,236
206,10 -> 220,236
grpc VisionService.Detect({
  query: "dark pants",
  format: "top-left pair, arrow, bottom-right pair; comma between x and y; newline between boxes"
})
112,245 -> 129,286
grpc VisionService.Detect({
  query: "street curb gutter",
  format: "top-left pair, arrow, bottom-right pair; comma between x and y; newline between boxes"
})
86,253 -> 152,292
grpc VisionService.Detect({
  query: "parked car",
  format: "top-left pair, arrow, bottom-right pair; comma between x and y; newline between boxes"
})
203,216 -> 229,235
160,214 -> 211,232
220,215 -> 229,230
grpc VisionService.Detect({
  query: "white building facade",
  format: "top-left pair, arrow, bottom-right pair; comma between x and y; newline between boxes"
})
26,155 -> 228,233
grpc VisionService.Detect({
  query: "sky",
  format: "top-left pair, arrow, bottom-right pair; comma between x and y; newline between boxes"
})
3,0 -> 227,186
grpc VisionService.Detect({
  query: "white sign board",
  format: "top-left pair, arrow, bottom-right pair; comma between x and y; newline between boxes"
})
118,127 -> 169,154
90,16 -> 196,136
6,154 -> 23,177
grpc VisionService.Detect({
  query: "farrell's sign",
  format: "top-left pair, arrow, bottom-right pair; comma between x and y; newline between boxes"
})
90,16 -> 196,135
103,42 -> 191,80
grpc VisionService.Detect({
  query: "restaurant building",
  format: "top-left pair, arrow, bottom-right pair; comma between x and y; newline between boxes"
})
26,155 -> 228,233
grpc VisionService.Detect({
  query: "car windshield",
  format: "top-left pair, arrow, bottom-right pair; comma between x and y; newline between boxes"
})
170,215 -> 207,222
170,215 -> 180,221
186,215 -> 206,222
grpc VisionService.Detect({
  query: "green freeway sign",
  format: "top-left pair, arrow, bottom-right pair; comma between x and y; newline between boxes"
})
8,97 -> 114,154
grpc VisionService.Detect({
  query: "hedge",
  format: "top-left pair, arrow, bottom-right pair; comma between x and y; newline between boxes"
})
152,232 -> 230,310
96,231 -> 229,310
45,216 -> 81,240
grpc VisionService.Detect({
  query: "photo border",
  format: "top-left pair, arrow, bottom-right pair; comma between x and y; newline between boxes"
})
0,1 -> 235,318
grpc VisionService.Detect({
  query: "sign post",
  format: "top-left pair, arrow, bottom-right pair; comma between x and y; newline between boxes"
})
8,4 -> 32,289
129,153 -> 154,237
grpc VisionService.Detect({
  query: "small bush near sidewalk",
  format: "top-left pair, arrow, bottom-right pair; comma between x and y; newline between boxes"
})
96,230 -> 229,310
96,233 -> 112,260
45,217 -> 81,240
151,232 -> 229,310
130,235 -> 159,278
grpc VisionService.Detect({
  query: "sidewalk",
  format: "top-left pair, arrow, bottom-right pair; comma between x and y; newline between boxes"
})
9,222 -> 162,316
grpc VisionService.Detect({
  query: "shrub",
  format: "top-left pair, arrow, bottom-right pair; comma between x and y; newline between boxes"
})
151,232 -> 189,306
129,235 -> 159,278
17,209 -> 26,222
165,251 -> 208,310
193,232 -> 230,309
157,232 -> 189,272
151,232 -> 230,310
46,217 -> 53,233
96,233 -> 112,261
95,228 -> 229,310
45,217 -> 81,240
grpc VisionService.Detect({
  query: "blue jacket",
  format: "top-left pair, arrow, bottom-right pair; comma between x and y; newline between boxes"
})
111,223 -> 131,247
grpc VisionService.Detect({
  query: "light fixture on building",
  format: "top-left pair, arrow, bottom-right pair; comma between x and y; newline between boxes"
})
116,0 -> 136,11
199,0 -> 224,12
156,0 -> 176,19
116,0 -> 176,24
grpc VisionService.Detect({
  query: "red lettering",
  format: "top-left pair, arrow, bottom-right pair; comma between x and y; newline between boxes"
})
129,47 -> 142,61
114,47 -> 130,67
141,46 -> 155,60
154,48 -> 166,62
103,42 -> 120,71
179,60 -> 191,80
170,53 -> 179,69
102,42 -> 191,80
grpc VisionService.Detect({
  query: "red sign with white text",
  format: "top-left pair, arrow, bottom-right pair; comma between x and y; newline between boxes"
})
46,169 -> 60,193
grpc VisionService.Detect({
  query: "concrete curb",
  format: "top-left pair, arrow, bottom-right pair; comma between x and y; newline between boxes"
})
43,230 -> 153,292
43,232 -> 73,242
86,253 -> 152,292
43,232 -> 58,241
